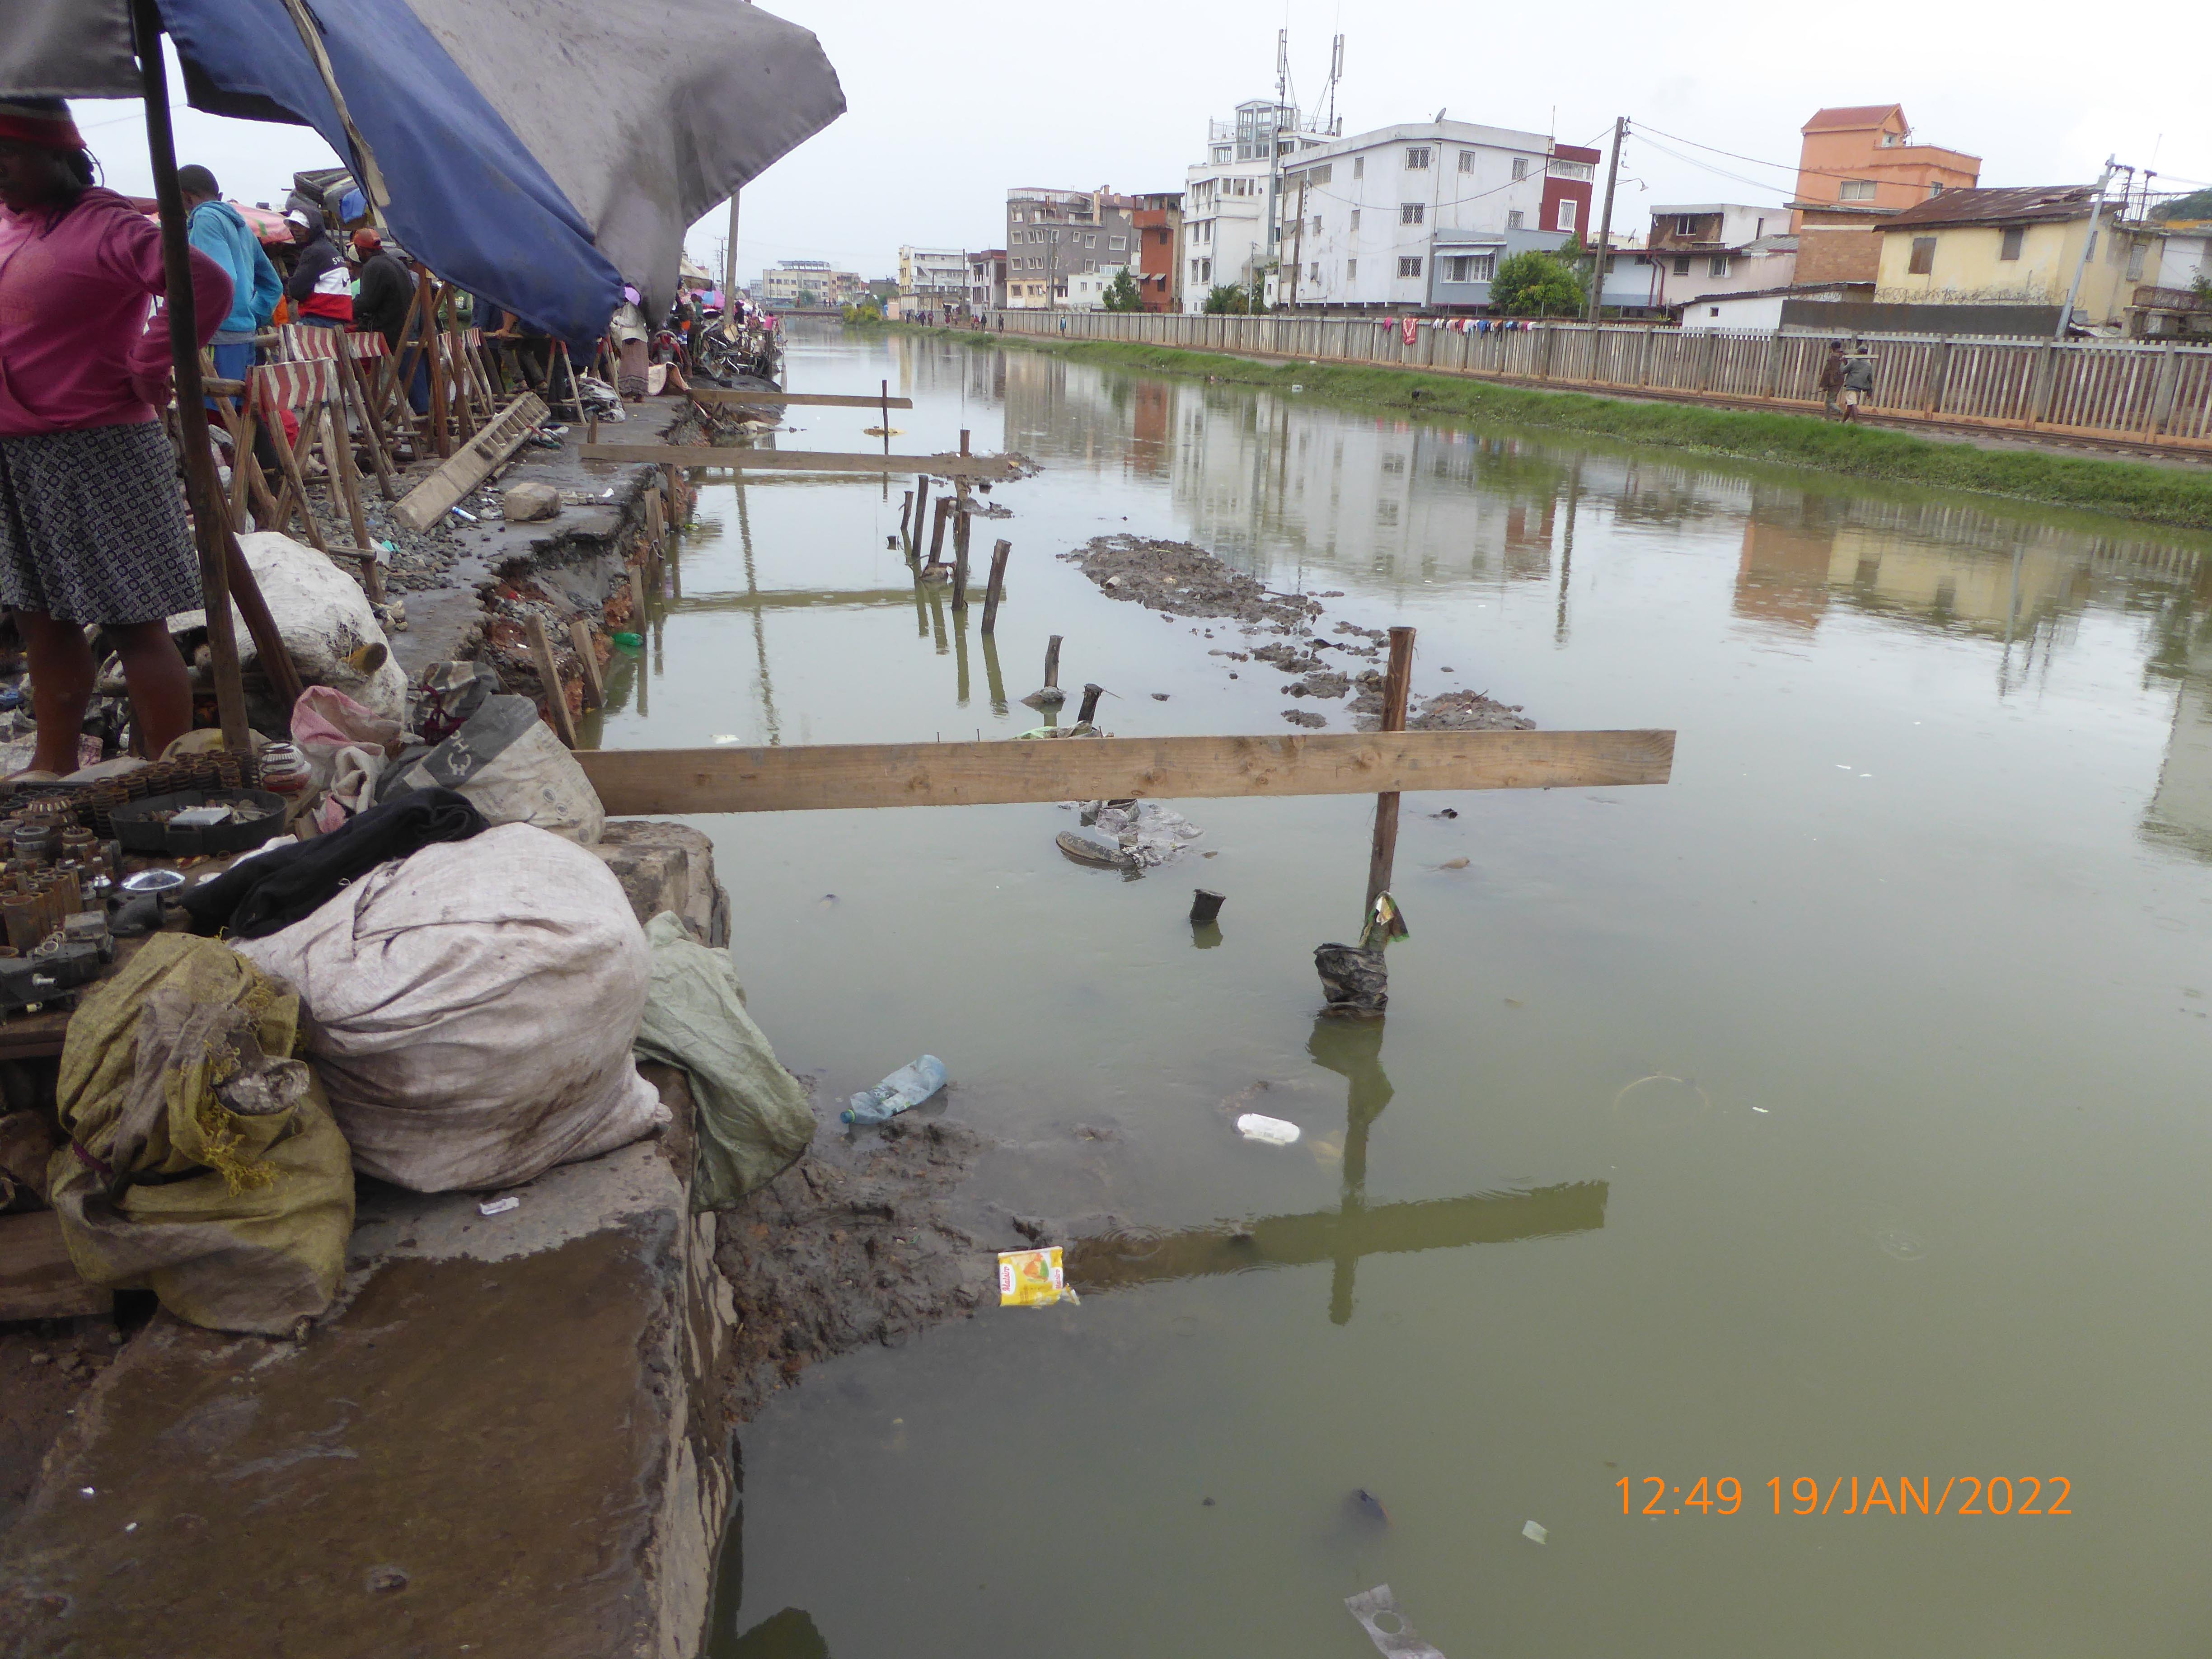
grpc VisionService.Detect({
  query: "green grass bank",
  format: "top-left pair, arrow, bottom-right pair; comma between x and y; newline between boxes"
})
890,323 -> 2212,534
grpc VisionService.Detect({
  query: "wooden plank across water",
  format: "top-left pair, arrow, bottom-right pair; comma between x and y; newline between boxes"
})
689,389 -> 914,408
579,445 -> 1022,478
576,729 -> 1675,816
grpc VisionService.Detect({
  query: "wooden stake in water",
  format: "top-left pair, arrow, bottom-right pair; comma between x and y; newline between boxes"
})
911,475 -> 931,558
881,379 -> 891,455
524,614 -> 579,748
568,618 -> 604,709
928,496 -> 952,567
1365,627 -> 1416,913
982,538 -> 1012,634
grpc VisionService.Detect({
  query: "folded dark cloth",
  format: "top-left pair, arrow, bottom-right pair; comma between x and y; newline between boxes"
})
181,787 -> 489,941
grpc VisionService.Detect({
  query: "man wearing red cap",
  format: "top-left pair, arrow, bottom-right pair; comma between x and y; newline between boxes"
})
0,97 -> 232,775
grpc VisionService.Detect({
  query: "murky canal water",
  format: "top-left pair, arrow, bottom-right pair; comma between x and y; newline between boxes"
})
600,326 -> 2212,1657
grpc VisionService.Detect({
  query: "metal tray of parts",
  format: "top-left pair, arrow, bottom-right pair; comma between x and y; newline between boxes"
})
108,789 -> 287,856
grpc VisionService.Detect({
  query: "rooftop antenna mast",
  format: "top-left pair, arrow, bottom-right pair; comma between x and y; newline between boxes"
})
1321,33 -> 1345,136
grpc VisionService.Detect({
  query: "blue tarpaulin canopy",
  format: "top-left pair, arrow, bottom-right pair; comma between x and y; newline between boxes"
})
3,0 -> 844,347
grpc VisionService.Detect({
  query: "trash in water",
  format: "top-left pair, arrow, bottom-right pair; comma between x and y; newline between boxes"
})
998,1245 -> 1078,1308
1431,807 -> 1457,819
1349,1487 -> 1392,1525
1359,892 -> 1409,950
478,1196 -> 519,1217
843,1054 -> 947,1125
450,506 -> 478,523
1056,828 -> 1135,871
1316,943 -> 1388,1017
1345,1584 -> 1447,1658
1067,799 -> 1205,868
1434,857 -> 1470,871
1189,888 -> 1226,924
1522,1519 -> 1548,1544
612,632 -> 642,652
1235,1112 -> 1301,1146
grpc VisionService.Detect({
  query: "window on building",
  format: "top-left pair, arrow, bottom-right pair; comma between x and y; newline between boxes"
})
1401,203 -> 1425,225
1558,201 -> 1577,232
1346,258 -> 1357,280
1507,210 -> 1524,230
1839,179 -> 1877,201
1213,145 -> 1231,164
1108,235 -> 1125,250
1512,157 -> 1528,180
1708,255 -> 1729,277
1548,159 -> 1594,181
1459,150 -> 1476,173
1406,146 -> 1431,170
1350,209 -> 1360,232
1908,235 -> 1936,275
1398,256 -> 1423,278
1353,156 -> 1364,179
1445,253 -> 1496,284
1999,226 -> 2024,261
1308,263 -> 1319,281
1311,216 -> 1322,234
1673,214 -> 1700,238
2128,239 -> 2148,281
1927,182 -> 1944,199
1672,255 -> 1691,276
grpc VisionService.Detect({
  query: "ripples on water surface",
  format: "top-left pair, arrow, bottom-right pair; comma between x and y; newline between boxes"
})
596,326 -> 2212,1657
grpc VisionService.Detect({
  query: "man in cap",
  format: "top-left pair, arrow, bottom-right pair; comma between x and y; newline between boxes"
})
283,205 -> 352,329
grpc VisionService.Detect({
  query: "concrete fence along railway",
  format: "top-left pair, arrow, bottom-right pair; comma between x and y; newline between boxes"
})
977,309 -> 2212,454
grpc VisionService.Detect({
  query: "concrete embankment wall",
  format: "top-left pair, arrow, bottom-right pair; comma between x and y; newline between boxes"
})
979,308 -> 2212,455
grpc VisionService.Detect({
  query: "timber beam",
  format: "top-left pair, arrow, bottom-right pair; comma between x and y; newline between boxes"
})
689,389 -> 914,408
575,729 -> 1675,817
579,445 -> 1022,478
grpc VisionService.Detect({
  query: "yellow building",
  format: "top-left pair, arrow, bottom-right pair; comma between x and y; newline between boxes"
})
1874,185 -> 2162,328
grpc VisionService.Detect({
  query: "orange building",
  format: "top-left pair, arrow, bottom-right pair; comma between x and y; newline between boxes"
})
1790,105 -> 1979,286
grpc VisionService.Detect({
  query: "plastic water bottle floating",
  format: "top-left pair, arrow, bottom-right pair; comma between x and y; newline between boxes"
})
842,1055 -> 947,1125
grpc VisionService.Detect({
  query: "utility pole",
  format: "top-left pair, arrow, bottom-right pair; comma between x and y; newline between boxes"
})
1585,117 -> 1625,328
2055,157 -> 2114,340
722,190 -> 740,336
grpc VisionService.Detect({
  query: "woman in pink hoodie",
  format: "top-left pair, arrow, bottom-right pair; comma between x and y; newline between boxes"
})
0,98 -> 231,777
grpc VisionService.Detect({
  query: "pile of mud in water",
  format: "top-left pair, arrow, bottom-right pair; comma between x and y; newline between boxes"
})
1060,535 -> 1320,629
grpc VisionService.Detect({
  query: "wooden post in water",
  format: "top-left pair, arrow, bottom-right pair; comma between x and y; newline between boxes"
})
981,538 -> 1012,634
629,565 -> 648,630
1043,634 -> 1062,693
900,490 -> 914,545
881,379 -> 891,455
928,496 -> 951,567
524,614 -> 578,747
1364,627 -> 1416,913
568,619 -> 604,709
911,475 -> 931,557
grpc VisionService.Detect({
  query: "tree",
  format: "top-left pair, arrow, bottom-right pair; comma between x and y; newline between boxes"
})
1101,268 -> 1143,312
1489,249 -> 1584,318
2153,187 -> 2212,222
1203,283 -> 1251,315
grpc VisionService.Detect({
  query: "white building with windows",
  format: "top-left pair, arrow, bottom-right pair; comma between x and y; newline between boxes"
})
1181,99 -> 1339,310
1275,121 -> 1585,312
1645,204 -> 1796,310
898,246 -> 968,307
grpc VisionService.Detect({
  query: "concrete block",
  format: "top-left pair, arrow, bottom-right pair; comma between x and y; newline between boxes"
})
501,481 -> 562,523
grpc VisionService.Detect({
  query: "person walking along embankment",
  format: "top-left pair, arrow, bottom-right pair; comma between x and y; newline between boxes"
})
0,98 -> 232,778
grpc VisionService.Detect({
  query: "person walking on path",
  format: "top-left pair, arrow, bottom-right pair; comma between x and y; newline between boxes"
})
282,206 -> 352,330
180,165 -> 279,390
1818,340 -> 1846,419
1841,341 -> 1875,423
0,98 -> 231,776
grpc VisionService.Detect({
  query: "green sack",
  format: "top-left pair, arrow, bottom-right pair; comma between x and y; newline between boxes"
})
633,912 -> 813,1211
47,934 -> 354,1335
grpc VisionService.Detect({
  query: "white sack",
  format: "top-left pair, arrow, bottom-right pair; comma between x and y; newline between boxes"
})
234,823 -> 665,1191
169,532 -> 407,721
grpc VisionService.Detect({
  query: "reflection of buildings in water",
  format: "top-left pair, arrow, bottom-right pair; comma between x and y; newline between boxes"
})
2142,560 -> 2212,860
1734,516 -> 1837,632
999,350 -> 1150,471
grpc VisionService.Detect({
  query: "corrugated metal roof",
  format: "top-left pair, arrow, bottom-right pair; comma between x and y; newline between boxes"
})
1801,105 -> 1903,133
1885,185 -> 2099,229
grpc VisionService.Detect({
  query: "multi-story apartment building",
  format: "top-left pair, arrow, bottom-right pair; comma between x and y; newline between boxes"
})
1005,188 -> 1138,308
966,250 -> 1008,313
1130,191 -> 1184,312
898,246 -> 967,307
759,258 -> 866,308
1181,99 -> 1339,309
1277,123 -> 1593,312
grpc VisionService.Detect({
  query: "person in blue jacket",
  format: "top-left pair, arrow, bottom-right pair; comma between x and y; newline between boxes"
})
178,164 -> 280,392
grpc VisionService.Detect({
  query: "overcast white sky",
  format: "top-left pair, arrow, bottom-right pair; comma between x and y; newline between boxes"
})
71,0 -> 2212,286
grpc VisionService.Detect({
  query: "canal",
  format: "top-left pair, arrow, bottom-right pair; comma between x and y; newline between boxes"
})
604,325 -> 2212,1657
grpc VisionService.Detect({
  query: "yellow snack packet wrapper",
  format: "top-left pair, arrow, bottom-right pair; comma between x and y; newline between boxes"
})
998,1246 -> 1075,1308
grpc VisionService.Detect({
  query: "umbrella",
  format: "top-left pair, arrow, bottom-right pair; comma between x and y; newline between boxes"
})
5,0 -> 844,346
